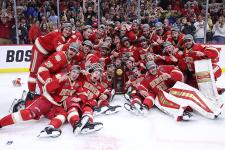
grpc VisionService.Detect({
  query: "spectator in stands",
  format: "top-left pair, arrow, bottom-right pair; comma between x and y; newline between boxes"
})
11,17 -> 28,44
48,10 -> 58,25
193,14 -> 208,43
83,0 -> 96,25
40,22 -> 50,35
212,15 -> 225,44
180,17 -> 196,35
209,0 -> 223,23
48,21 -> 58,31
0,12 -> 14,44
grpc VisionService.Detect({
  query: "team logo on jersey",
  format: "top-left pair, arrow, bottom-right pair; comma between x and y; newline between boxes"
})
55,54 -> 62,62
45,61 -> 53,68
55,74 -> 62,79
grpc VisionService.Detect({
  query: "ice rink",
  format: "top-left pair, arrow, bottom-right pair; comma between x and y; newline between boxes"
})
0,72 -> 225,150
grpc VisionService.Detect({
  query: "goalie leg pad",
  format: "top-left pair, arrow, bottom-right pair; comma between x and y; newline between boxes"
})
170,81 -> 222,119
155,90 -> 192,121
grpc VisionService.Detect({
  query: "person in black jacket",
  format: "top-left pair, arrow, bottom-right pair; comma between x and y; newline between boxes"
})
180,17 -> 196,36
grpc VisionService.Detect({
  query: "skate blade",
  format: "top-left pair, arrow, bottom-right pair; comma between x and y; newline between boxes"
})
80,124 -> 103,134
124,94 -> 131,101
93,106 -> 108,116
37,131 -> 61,138
73,116 -> 89,136
105,106 -> 122,115
124,103 -> 139,115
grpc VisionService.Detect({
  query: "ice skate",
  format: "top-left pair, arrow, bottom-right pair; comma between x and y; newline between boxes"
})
109,89 -> 116,101
93,106 -> 108,116
134,103 -> 149,115
25,91 -> 40,101
80,122 -> 103,134
217,87 -> 225,95
73,115 -> 89,136
104,105 -> 122,115
176,111 -> 193,121
124,103 -> 139,115
9,90 -> 27,113
37,126 -> 62,138
139,105 -> 149,115
124,93 -> 131,101
182,111 -> 193,121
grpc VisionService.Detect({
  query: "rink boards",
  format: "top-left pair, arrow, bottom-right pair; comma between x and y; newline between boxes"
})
0,44 -> 224,73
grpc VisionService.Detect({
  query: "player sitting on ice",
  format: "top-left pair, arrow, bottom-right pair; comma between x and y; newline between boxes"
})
178,34 -> 224,94
124,61 -> 184,117
81,65 -> 122,116
124,67 -> 147,115
44,65 -> 103,137
101,63 -> 116,101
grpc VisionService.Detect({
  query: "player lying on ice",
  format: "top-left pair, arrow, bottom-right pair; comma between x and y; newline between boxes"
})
0,65 -> 103,137
124,61 -> 223,121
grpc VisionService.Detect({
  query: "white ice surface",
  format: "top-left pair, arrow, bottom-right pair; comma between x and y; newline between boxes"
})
0,73 -> 225,150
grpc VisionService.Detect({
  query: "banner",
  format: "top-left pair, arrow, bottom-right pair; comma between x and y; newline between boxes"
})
0,45 -> 32,73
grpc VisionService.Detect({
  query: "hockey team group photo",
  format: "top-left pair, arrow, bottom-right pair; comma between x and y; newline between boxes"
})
0,0 -> 225,148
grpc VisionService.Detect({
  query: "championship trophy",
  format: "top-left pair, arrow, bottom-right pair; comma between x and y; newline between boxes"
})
113,57 -> 126,94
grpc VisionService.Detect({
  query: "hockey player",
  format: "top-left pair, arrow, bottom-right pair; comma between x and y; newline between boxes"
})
0,65 -> 76,136
154,41 -> 179,65
141,24 -> 151,39
75,40 -> 95,70
125,57 -> 137,81
81,66 -> 122,116
37,42 -> 80,93
28,23 -> 73,98
150,22 -> 167,54
136,36 -> 153,62
101,64 -> 116,101
119,37 -> 140,62
124,61 -> 184,116
166,26 -> 185,50
10,42 -> 81,113
179,34 -> 222,88
1,65 -> 97,137
52,65 -> 103,136
124,67 -> 146,105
